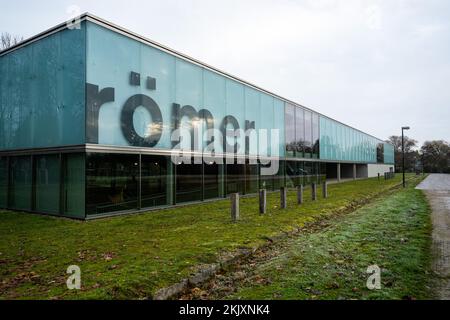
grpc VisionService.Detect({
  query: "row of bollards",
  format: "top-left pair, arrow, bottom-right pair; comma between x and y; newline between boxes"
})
231,181 -> 328,222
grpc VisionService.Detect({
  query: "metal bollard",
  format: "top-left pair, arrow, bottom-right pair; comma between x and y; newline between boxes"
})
259,189 -> 266,214
311,183 -> 317,201
378,173 -> 380,181
322,181 -> 328,198
231,193 -> 239,222
297,185 -> 303,205
280,187 -> 287,209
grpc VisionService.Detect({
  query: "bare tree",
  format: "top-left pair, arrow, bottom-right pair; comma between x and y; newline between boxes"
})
386,135 -> 418,172
1,32 -> 24,50
421,140 -> 450,173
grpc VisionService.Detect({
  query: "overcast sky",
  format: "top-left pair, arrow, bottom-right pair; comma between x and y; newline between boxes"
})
1,0 -> 449,145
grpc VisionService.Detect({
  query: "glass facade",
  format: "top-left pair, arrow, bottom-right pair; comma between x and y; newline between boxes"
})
86,153 -> 140,215
0,157 -> 7,208
9,156 -> 32,211
0,23 -> 86,150
35,155 -> 60,214
319,116 -> 393,163
0,15 -> 395,219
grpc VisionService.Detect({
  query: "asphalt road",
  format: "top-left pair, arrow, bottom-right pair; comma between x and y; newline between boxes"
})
417,174 -> 450,299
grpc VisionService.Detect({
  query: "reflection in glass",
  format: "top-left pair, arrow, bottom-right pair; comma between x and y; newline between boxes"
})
35,155 -> 60,213
0,157 -> 7,208
9,156 -> 32,211
226,163 -> 245,195
141,155 -> 168,208
245,162 -> 259,194
285,104 -> 296,156
63,154 -> 85,218
86,153 -> 139,215
204,161 -> 220,199
295,107 -> 305,157
176,160 -> 202,203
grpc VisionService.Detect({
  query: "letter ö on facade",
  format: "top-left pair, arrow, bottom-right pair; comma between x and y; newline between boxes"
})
121,94 -> 163,147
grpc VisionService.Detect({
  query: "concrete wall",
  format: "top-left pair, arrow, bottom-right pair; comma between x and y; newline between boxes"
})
367,164 -> 395,178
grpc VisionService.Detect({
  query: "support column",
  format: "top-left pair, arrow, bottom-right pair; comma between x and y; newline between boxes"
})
353,164 -> 357,180
259,189 -> 266,214
231,193 -> 239,222
337,163 -> 341,182
280,187 -> 287,209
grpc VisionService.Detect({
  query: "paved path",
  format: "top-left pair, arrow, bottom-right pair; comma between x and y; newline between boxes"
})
416,174 -> 450,299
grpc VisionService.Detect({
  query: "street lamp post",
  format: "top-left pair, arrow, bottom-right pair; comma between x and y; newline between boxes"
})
402,126 -> 410,188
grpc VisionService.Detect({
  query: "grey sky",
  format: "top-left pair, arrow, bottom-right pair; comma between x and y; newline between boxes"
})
1,0 -> 449,145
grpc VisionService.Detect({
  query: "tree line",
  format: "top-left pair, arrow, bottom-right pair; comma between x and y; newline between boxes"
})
386,136 -> 450,174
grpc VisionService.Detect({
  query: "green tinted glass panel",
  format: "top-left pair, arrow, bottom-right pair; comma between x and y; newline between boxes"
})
35,155 -> 60,214
0,24 -> 86,150
319,116 -> 385,163
9,156 -> 32,210
64,154 -> 85,218
86,22 -> 285,157
0,157 -> 7,208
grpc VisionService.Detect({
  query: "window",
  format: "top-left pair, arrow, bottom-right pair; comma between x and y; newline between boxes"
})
141,155 -> 168,208
63,154 -> 85,218
226,162 -> 245,195
204,161 -> 220,199
176,160 -> 202,203
377,143 -> 384,163
245,162 -> 259,194
304,110 -> 313,157
35,155 -> 60,214
0,157 -> 7,208
312,113 -> 320,158
9,156 -> 32,211
86,153 -> 139,215
295,107 -> 305,156
285,104 -> 296,156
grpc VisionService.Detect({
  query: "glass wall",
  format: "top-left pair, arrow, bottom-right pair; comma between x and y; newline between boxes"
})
86,153 -> 139,215
9,156 -> 32,211
285,104 -> 320,159
141,155 -> 168,208
86,21 -> 285,158
245,162 -> 259,194
0,23 -> 86,150
35,155 -> 60,214
320,116 -> 385,163
0,157 -> 7,208
226,163 -> 245,195
176,159 -> 202,203
63,154 -> 85,218
295,107 -> 305,157
204,162 -> 220,200
285,104 -> 296,157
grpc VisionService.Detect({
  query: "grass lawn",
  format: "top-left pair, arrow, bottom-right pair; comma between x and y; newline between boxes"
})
0,174 -> 421,299
218,176 -> 432,300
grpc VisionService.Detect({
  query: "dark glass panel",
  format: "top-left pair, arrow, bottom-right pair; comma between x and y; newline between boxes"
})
295,107 -> 305,157
285,104 -> 296,157
312,113 -> 320,158
376,143 -> 384,163
141,155 -> 168,208
245,162 -> 259,194
9,156 -> 32,210
204,161 -> 220,199
63,153 -> 85,218
86,153 -> 139,215
176,159 -> 202,203
304,162 -> 313,185
304,110 -> 313,157
0,157 -> 7,208
226,163 -> 245,195
35,155 -> 60,213
273,160 -> 285,190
